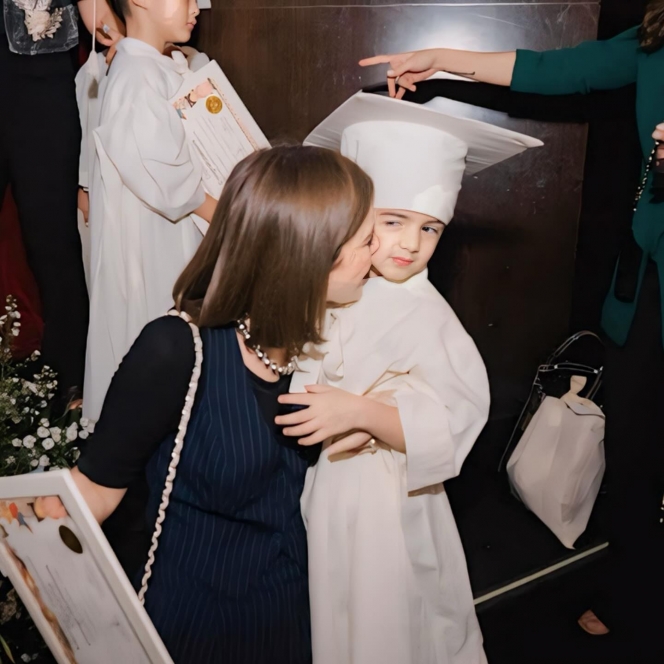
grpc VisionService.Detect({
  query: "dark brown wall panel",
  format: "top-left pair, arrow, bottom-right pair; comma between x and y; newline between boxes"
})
199,2 -> 599,404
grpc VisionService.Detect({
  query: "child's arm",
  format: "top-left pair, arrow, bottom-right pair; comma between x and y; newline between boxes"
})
277,384 -> 406,453
194,193 -> 218,224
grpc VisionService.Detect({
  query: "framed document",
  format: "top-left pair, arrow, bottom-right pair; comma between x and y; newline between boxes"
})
171,61 -> 271,234
0,470 -> 172,664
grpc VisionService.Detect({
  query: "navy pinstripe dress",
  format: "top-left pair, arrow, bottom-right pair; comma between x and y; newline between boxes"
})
142,325 -> 312,663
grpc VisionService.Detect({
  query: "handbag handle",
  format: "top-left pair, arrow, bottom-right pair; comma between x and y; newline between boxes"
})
546,330 -> 603,363
137,310 -> 204,605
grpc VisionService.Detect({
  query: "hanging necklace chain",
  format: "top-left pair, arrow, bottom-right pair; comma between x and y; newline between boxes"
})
634,142 -> 660,212
236,317 -> 296,376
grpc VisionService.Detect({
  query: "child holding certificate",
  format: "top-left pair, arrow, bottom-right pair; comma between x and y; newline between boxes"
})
83,0 -> 217,424
277,92 -> 541,664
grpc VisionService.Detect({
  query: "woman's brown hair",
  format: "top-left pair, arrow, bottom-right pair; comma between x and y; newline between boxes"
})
640,0 -> 664,53
174,145 -> 373,357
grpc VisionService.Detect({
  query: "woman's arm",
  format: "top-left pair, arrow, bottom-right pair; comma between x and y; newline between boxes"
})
361,49 -> 517,97
71,467 -> 127,523
361,26 -> 640,99
73,317 -> 195,520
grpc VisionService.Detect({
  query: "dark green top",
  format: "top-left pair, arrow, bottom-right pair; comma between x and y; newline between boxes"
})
512,26 -> 664,347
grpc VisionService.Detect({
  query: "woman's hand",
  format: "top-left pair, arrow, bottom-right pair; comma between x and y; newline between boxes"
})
98,25 -> 125,65
33,496 -> 68,520
360,50 -> 441,99
276,385 -> 365,446
326,430 -> 375,456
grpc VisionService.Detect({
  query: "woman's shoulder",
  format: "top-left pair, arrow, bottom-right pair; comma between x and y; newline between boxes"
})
135,315 -> 197,364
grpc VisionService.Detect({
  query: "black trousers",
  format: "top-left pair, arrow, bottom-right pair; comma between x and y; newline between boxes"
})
0,36 -> 88,392
598,261 -> 664,659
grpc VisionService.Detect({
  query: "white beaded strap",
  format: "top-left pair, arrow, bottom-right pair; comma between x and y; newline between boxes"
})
137,310 -> 204,604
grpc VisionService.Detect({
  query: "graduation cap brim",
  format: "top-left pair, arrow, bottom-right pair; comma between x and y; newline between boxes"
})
304,91 -> 543,176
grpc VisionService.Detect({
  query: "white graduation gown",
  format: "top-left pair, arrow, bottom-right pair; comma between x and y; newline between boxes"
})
76,50 -> 109,287
291,271 -> 490,664
83,38 -> 205,423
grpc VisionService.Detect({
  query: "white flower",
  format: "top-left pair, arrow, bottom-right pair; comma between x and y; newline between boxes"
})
26,383 -> 38,394
23,436 -> 36,449
6,456 -> 15,465
11,439 -> 21,448
40,418 -> 49,427
65,423 -> 78,442
13,311 -> 21,319
37,427 -> 49,438
79,430 -> 89,440
42,439 -> 55,451
39,455 -> 50,467
30,460 -> 39,468
40,401 -> 47,408
80,418 -> 89,428
11,328 -> 19,336
49,428 -> 62,443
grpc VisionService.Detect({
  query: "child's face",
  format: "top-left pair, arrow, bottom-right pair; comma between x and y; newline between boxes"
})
144,0 -> 200,45
371,209 -> 445,282
327,210 -> 376,305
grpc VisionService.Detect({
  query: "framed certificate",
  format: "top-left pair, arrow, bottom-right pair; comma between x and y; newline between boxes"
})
0,470 -> 172,664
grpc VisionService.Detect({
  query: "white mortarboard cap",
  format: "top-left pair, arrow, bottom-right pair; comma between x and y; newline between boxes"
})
304,91 -> 543,224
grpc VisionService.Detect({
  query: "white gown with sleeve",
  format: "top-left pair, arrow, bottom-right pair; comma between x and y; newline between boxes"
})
83,38 -> 206,423
292,271 -> 490,664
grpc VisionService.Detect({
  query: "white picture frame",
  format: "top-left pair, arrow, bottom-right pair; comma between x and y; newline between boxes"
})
0,469 -> 172,664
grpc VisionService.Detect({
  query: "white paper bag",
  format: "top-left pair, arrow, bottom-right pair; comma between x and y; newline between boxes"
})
507,376 -> 606,549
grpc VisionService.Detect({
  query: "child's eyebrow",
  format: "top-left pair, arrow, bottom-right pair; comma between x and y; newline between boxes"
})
379,212 -> 409,219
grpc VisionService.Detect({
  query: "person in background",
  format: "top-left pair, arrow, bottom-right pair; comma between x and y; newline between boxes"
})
360,3 -> 664,654
0,0 -> 122,411
82,0 -> 218,425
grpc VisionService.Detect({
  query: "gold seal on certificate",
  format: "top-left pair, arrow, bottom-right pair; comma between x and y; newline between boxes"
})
206,95 -> 223,114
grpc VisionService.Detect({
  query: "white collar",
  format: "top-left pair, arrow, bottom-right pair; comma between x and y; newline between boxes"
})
116,38 -> 188,74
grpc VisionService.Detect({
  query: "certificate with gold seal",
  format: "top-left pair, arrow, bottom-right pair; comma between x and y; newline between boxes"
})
0,470 -> 173,663
171,61 -> 271,234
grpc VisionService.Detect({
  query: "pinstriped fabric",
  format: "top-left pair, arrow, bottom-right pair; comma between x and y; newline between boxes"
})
142,325 -> 311,663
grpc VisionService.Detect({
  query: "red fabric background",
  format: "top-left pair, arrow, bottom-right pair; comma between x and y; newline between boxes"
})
0,189 -> 43,357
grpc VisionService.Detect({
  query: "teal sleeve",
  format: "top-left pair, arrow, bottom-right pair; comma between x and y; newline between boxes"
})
511,26 -> 639,95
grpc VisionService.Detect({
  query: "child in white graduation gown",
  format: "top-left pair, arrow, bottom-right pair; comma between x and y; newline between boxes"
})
282,92 -> 541,664
83,0 -> 216,423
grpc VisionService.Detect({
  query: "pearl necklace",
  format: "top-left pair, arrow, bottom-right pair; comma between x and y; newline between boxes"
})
237,318 -> 296,376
